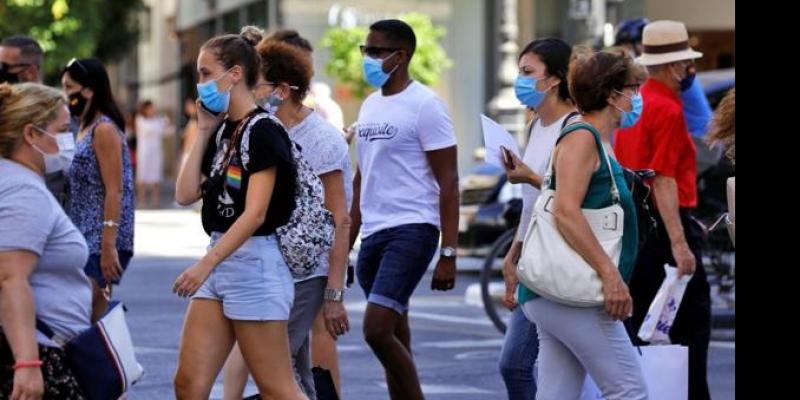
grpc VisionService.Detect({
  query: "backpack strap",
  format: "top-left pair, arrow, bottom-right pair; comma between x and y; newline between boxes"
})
238,111 -> 271,171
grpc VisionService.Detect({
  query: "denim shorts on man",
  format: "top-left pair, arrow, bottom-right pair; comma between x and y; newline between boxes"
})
356,223 -> 439,315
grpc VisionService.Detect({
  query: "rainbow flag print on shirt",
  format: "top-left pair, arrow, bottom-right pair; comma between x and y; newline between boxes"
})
226,165 -> 242,190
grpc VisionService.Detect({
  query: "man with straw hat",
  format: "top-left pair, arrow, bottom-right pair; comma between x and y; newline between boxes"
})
614,20 -> 711,400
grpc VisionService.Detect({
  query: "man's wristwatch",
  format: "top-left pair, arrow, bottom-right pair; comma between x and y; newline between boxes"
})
440,246 -> 457,258
324,288 -> 345,302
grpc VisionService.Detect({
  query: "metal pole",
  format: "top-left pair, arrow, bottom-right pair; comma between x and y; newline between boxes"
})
488,0 -> 526,147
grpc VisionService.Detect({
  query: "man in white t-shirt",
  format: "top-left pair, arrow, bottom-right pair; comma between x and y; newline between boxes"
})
348,19 -> 459,400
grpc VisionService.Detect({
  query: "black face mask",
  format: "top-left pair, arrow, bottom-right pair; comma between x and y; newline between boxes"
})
68,91 -> 88,117
673,63 -> 696,92
680,65 -> 696,92
0,66 -> 20,84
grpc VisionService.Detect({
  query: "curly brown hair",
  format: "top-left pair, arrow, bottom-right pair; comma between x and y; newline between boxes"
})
606,46 -> 648,82
266,29 -> 313,53
568,47 -> 636,113
707,88 -> 735,164
255,39 -> 313,104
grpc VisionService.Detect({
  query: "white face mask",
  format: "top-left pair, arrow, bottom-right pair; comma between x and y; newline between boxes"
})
32,127 -> 76,174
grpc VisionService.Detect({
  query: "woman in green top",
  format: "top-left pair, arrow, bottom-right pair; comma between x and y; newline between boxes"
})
519,49 -> 646,400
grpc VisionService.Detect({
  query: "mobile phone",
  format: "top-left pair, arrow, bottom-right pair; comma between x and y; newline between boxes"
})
199,100 -> 221,117
501,146 -> 515,170
634,169 -> 656,180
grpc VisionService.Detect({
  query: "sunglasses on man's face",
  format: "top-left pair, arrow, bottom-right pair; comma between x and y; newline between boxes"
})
359,45 -> 401,58
1,62 -> 32,71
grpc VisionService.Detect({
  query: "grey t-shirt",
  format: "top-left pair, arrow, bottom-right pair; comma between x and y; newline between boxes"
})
0,159 -> 92,347
288,111 -> 354,282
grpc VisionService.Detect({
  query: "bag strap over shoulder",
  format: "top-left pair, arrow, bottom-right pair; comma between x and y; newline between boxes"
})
544,122 -> 620,204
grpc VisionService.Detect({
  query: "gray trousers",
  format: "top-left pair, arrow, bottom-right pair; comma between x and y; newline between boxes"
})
522,297 -> 648,400
289,277 -> 327,399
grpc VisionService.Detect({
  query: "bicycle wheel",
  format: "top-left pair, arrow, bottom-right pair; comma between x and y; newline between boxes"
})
480,229 -> 517,334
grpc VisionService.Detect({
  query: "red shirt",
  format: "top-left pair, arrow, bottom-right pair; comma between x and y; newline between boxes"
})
614,79 -> 698,208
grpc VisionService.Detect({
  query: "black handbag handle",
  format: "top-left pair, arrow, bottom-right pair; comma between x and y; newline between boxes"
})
35,318 -> 56,339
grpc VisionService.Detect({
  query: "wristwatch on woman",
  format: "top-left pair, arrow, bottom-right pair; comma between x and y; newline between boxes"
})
324,288 -> 345,302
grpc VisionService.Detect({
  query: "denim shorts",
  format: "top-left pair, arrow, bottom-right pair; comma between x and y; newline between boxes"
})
356,223 -> 440,315
193,233 -> 294,321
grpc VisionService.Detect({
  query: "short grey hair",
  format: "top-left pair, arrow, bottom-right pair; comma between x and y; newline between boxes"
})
1,35 -> 44,67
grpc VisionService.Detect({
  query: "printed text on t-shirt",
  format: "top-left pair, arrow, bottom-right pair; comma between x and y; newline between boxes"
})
359,123 -> 399,142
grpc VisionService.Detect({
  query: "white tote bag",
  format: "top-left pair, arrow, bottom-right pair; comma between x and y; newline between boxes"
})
38,301 -> 144,399
580,345 -> 689,400
516,124 -> 624,307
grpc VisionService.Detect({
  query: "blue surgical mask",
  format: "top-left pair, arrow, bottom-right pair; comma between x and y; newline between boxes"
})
362,52 -> 398,88
197,69 -> 233,114
614,91 -> 643,129
514,76 -> 549,109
